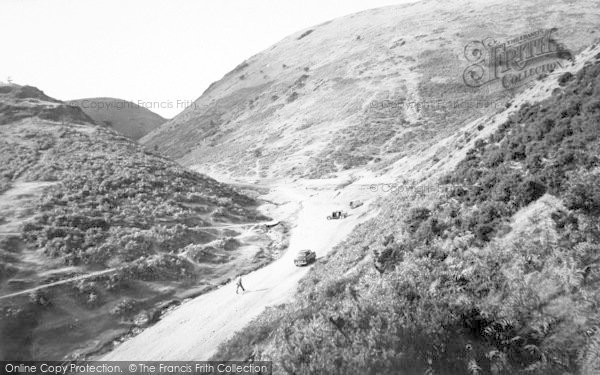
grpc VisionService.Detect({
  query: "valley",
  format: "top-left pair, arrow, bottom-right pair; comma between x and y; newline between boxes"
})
2,0 -> 600,373
102,172 -> 380,360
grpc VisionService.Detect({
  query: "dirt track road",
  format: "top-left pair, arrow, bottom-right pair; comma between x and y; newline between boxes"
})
102,178 -> 375,360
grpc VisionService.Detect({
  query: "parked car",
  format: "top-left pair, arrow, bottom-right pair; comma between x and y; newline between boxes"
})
327,211 -> 349,220
294,249 -> 317,266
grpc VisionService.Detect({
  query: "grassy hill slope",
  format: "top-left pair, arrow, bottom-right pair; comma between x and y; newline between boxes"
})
141,0 -> 600,179
0,84 -> 274,360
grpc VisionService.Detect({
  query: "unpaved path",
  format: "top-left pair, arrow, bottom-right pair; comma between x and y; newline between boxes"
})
0,179 -> 274,301
0,223 -> 275,301
191,222 -> 277,230
102,178 -> 376,360
0,268 -> 118,301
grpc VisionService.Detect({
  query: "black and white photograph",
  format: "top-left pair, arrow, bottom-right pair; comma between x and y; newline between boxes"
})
1,0 -> 600,374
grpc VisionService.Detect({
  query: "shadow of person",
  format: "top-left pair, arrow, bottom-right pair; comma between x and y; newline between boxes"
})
243,288 -> 269,293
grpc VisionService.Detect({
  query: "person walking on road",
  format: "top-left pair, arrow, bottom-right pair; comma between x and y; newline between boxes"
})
236,276 -> 246,294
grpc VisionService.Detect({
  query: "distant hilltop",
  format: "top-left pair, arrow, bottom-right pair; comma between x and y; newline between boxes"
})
68,97 -> 166,140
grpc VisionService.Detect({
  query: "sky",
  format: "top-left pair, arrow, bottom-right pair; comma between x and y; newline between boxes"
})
0,0 -> 416,118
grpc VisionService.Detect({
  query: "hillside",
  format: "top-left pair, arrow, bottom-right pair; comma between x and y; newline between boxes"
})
0,85 -> 93,127
211,47 -> 600,374
68,98 -> 166,140
141,0 -> 600,179
0,84 -> 277,360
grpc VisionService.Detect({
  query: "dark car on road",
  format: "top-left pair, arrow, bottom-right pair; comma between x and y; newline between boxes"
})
294,249 -> 317,266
